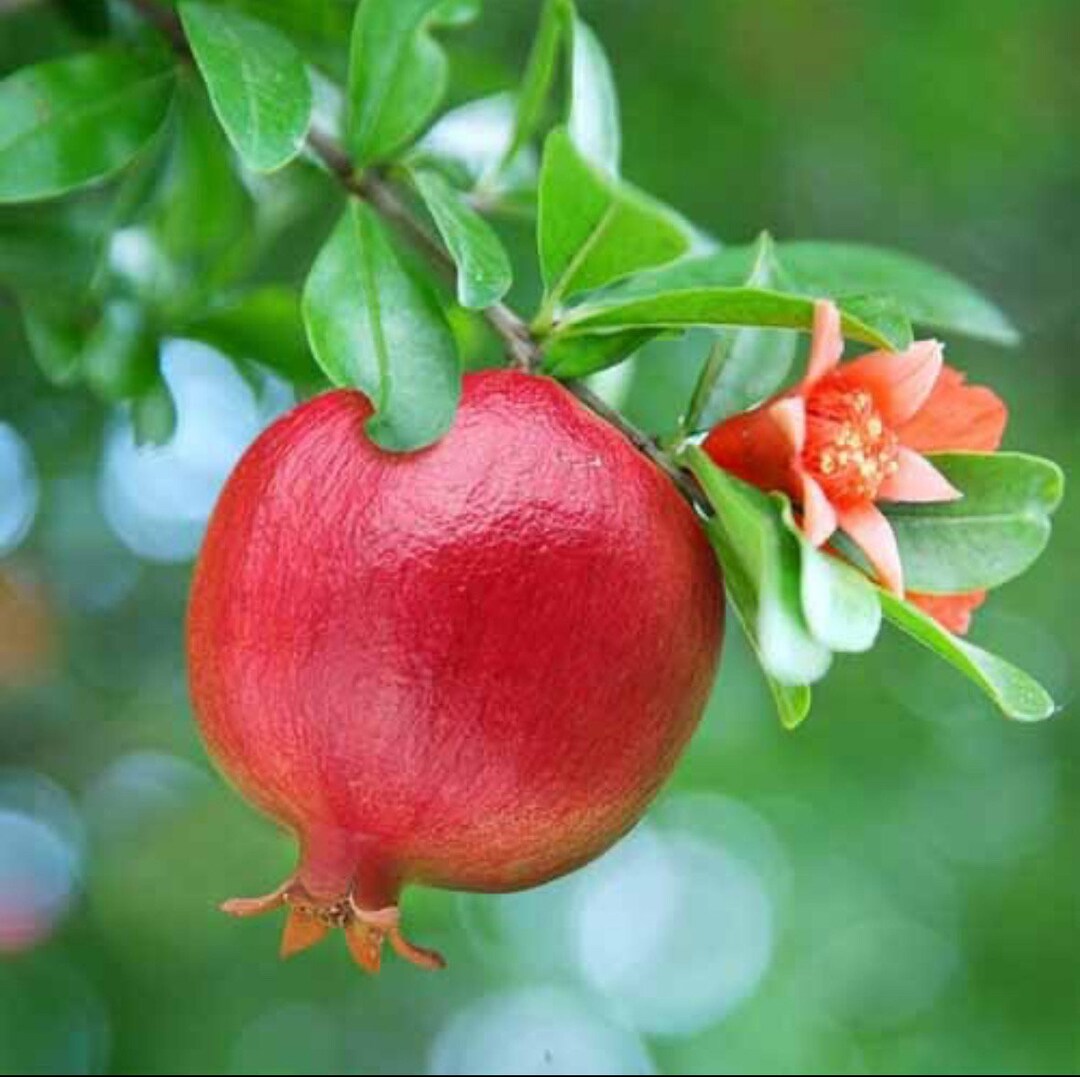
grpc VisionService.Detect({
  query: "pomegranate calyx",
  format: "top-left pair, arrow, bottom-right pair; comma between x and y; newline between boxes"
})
219,878 -> 445,973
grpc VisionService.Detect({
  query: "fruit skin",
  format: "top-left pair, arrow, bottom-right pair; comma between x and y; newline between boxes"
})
187,370 -> 724,967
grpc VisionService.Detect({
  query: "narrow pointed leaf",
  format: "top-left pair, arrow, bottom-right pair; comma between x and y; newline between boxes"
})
879,590 -> 1055,721
883,452 -> 1064,592
179,2 -> 312,173
779,241 -> 1019,345
567,16 -> 620,173
557,285 -> 904,350
0,49 -> 174,203
347,0 -> 479,166
302,201 -> 461,451
538,127 -> 690,308
412,169 -> 512,309
497,0 -> 572,175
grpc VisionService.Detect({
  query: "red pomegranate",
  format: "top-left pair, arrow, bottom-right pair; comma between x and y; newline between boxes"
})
187,370 -> 724,971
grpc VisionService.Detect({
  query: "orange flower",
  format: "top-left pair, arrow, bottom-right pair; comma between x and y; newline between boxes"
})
704,300 -> 1007,632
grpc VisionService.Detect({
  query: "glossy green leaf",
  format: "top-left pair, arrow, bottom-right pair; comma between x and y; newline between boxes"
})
591,245 -> 913,351
0,48 -> 174,203
131,378 -> 178,447
346,0 -> 479,166
495,0 -> 572,177
685,446 -> 832,690
537,127 -> 690,312
542,328 -> 656,377
412,169 -> 512,309
779,241 -> 1019,345
81,302 -> 159,402
184,287 -> 323,387
684,233 -> 798,430
302,201 -> 461,451
836,293 -> 915,351
567,16 -> 620,173
556,284 -> 904,350
879,590 -> 1055,721
179,2 -> 312,173
775,498 -> 881,654
727,586 -> 814,731
149,83 -> 255,302
417,93 -> 536,195
882,452 -> 1064,593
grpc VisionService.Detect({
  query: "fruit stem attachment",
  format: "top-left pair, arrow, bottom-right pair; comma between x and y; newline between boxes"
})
123,0 -> 710,514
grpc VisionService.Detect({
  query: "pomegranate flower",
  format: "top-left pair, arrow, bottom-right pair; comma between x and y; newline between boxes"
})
704,300 -> 1007,633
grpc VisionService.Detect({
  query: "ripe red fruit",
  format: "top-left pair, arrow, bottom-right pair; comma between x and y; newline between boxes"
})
187,370 -> 724,971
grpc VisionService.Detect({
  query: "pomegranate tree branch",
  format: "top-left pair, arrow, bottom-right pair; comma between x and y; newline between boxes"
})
124,0 -> 707,511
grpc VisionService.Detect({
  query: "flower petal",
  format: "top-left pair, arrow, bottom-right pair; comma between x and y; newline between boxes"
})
877,447 -> 961,503
803,299 -> 844,386
835,339 -> 943,426
908,589 -> 987,635
801,473 -> 838,546
838,501 -> 904,594
769,396 -> 806,453
703,399 -> 801,497
896,365 -> 1007,453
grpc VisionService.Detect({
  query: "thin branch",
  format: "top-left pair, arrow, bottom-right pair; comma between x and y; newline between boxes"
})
123,0 -> 709,513
565,382 -> 706,510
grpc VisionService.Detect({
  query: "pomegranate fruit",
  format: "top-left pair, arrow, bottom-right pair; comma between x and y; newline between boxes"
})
187,370 -> 724,971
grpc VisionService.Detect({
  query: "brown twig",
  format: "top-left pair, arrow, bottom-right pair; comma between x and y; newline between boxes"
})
124,0 -> 708,512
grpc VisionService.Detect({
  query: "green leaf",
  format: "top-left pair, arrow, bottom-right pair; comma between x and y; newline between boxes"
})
20,302 -> 88,387
537,127 -> 690,312
835,293 -> 915,351
416,93 -> 535,195
0,48 -> 174,203
779,241 -> 1019,346
302,201 -> 461,451
882,452 -> 1064,593
346,0 -> 479,166
131,377 -> 178,447
496,0 -> 572,177
683,233 -> 798,431
542,329 -> 656,378
412,169 -> 512,310
183,287 -> 323,387
556,285 -> 904,351
179,2 -> 312,173
55,0 -> 111,38
0,200 -> 108,297
567,16 -> 620,173
81,302 -> 159,402
684,446 -> 831,690
149,82 -> 255,302
589,246 -> 913,351
775,498 -> 881,654
878,590 -> 1055,721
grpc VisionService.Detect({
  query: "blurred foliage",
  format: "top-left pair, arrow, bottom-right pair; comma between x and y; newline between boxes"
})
0,1 -> 1077,1074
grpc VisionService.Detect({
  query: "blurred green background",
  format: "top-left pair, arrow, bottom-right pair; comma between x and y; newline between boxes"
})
0,1 -> 1077,1073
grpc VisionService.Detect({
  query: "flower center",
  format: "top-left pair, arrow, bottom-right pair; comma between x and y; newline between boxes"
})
803,386 -> 899,505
